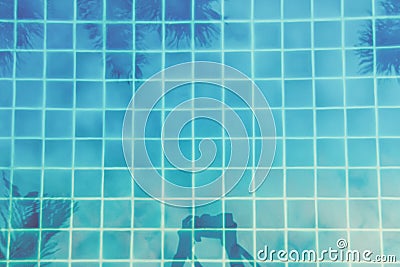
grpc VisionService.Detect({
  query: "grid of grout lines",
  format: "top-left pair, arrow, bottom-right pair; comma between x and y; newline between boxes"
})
0,0 -> 400,266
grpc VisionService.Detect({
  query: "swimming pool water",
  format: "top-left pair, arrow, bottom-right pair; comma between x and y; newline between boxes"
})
1,0 -> 400,266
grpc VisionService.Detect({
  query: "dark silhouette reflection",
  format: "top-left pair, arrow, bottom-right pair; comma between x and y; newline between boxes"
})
357,0 -> 400,75
173,213 -> 260,267
0,173 -> 76,262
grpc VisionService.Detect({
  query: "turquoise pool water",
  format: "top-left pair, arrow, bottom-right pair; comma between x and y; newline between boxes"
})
1,0 -> 400,266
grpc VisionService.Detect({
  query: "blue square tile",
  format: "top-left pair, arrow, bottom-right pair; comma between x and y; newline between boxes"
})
346,78 -> 375,106
317,169 -> 346,197
286,139 -> 314,167
46,81 -> 74,108
284,22 -> 311,49
13,169 -> 41,197
284,0 -> 311,18
165,24 -> 191,49
316,109 -> 344,137
10,231 -> 39,259
348,139 -> 377,167
44,140 -> 73,167
349,169 -> 378,197
349,200 -> 379,228
315,79 -> 344,107
256,200 -> 284,228
347,108 -> 376,136
166,0 -> 191,20
284,51 -> 312,78
11,200 -> 40,228
42,198 -> 72,227
72,231 -> 100,259
103,231 -> 131,259
379,108 -> 400,136
0,81 -> 13,107
0,23 -> 14,49
45,110 -> 73,138
104,170 -> 132,197
133,231 -> 161,259
0,110 -> 12,137
76,24 -> 103,50
17,23 -> 44,49
14,139 -> 43,167
77,0 -> 103,20
165,52 -> 191,68
105,111 -> 124,138
255,23 -> 281,49
74,140 -> 103,167
46,52 -> 74,78
41,231 -> 70,259
75,110 -> 103,138
379,138 -> 400,166
225,52 -> 252,77
135,0 -> 161,20
76,82 -> 103,108
286,169 -> 314,197
314,0 -> 341,18
0,0 -> 14,19
16,52 -> 44,78
47,23 -> 73,49
47,0 -> 73,20
104,140 -> 126,167
315,50 -> 343,77
285,110 -> 314,137
317,139 -> 346,166
104,201 -> 131,228
16,80 -> 43,108
344,0 -> 372,17
254,51 -> 281,78
346,49 -> 372,76
107,0 -> 133,20
226,201 -> 253,227
106,24 -> 133,50
106,52 -> 133,79
136,24 -> 162,50
257,80 -> 282,108
195,23 -> 221,50
376,19 -> 400,47
76,53 -> 103,79
377,78 -> 400,106
225,0 -> 250,19
284,80 -> 313,107
224,23 -> 251,50
73,200 -> 101,227
318,200 -> 347,228
314,21 -> 342,48
15,110 -> 42,137
43,170 -> 72,197
287,200 -> 315,228
134,200 -> 161,228
105,82 -> 132,109
345,20 -> 371,47
74,170 -> 102,198
255,0 -> 281,19
18,0 -> 43,19
136,53 -> 161,79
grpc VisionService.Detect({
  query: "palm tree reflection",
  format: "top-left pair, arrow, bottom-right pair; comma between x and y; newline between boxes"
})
357,0 -> 400,75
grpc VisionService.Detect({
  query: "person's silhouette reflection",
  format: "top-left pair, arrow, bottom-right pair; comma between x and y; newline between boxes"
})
172,213 -> 260,267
